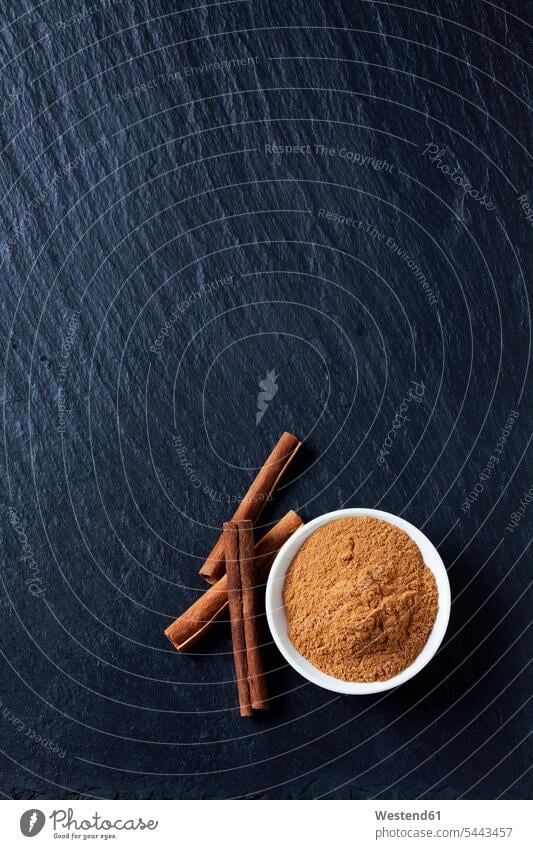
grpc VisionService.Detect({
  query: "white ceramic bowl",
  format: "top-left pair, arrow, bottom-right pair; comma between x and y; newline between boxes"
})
266,508 -> 451,694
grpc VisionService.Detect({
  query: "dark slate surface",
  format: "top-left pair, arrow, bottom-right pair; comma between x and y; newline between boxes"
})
1,0 -> 531,799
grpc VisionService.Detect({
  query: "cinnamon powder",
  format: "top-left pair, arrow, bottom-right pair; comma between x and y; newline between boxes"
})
283,516 -> 439,682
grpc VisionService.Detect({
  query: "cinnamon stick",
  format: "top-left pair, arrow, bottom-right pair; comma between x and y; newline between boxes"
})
199,432 -> 301,583
225,521 -> 252,716
164,510 -> 304,652
239,521 -> 268,710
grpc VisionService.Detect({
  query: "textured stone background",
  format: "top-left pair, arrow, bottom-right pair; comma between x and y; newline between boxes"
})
1,0 -> 531,799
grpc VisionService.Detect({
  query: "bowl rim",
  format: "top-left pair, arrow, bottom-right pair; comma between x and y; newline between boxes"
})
265,507 -> 451,694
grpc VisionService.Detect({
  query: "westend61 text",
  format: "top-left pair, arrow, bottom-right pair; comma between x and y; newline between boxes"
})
375,809 -> 441,820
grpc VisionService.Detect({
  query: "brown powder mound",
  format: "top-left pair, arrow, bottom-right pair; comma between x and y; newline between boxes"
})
283,516 -> 439,682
